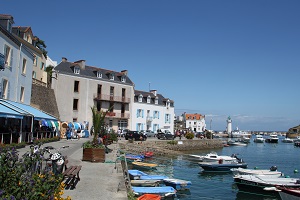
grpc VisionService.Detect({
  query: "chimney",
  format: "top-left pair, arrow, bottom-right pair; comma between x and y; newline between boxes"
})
62,57 -> 67,62
121,70 -> 128,75
150,89 -> 157,96
74,60 -> 86,70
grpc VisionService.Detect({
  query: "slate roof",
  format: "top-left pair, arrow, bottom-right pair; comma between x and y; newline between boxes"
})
134,89 -> 174,107
54,60 -> 135,86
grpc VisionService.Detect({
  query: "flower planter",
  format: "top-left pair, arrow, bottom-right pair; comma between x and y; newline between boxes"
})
82,148 -> 105,163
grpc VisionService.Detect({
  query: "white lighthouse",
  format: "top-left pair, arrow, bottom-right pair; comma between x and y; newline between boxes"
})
227,116 -> 232,134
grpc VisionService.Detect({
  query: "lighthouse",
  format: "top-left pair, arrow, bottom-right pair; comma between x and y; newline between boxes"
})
227,116 -> 232,134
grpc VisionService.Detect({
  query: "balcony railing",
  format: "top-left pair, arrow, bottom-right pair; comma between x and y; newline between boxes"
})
104,112 -> 130,119
146,116 -> 153,122
94,94 -> 130,103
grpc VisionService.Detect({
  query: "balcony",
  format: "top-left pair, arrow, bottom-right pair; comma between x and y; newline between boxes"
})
104,112 -> 130,119
94,94 -> 130,103
146,116 -> 153,122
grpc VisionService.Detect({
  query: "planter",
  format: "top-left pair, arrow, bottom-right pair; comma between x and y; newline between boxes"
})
82,148 -> 105,163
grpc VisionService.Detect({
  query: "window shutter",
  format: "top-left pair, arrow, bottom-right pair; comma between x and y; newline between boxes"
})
7,81 -> 10,99
141,124 -> 144,130
158,111 -> 160,119
142,110 -> 144,118
0,79 -> 2,98
10,49 -> 13,67
136,109 -> 139,117
165,114 -> 167,123
136,124 -> 138,131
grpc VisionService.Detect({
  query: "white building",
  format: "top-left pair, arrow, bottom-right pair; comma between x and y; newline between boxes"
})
131,89 -> 174,133
183,113 -> 206,133
226,116 -> 232,134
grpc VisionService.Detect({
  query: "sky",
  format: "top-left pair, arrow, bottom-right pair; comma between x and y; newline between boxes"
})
2,0 -> 300,132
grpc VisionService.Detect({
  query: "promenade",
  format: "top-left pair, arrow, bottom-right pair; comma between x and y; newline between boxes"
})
16,137 -> 128,200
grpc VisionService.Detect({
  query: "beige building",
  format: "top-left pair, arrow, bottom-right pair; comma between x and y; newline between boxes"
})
52,58 -> 134,132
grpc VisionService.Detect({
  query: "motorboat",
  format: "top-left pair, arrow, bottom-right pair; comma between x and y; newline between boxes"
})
253,135 -> 265,143
132,161 -> 158,170
198,158 -> 247,172
163,178 -> 192,190
231,166 -> 283,178
277,187 -> 300,200
295,141 -> 300,147
241,136 -> 251,143
131,186 -> 176,198
130,179 -> 160,187
230,127 -> 251,138
125,154 -> 144,162
234,175 -> 300,193
128,169 -> 168,181
189,152 -> 238,162
227,139 -> 248,146
282,137 -> 294,143
265,134 -> 279,143
137,194 -> 161,200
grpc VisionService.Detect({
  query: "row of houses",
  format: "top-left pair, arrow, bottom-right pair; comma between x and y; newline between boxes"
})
0,13 -> 176,135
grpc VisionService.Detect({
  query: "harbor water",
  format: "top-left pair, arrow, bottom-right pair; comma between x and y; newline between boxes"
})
133,135 -> 300,200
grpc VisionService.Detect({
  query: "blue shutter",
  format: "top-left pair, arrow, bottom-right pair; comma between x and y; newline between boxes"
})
158,111 -> 160,119
10,49 -> 13,67
153,111 -> 155,119
141,124 -> 144,130
165,114 -> 167,123
7,81 -> 10,99
136,109 -> 139,118
136,124 -> 138,131
142,110 -> 144,118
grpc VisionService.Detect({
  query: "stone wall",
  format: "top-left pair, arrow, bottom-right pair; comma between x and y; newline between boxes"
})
118,139 -> 224,156
30,84 -> 60,119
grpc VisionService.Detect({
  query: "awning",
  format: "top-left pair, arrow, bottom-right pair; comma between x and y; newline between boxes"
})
0,104 -> 24,119
0,99 -> 57,121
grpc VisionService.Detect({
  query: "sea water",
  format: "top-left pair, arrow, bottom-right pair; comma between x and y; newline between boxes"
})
142,135 -> 300,200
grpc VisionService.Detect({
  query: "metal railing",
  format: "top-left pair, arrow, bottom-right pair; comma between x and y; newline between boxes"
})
94,94 -> 130,103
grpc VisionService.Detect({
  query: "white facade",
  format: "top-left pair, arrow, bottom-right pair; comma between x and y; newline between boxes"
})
0,23 -> 34,104
131,90 -> 174,133
184,113 -> 206,132
227,116 -> 232,133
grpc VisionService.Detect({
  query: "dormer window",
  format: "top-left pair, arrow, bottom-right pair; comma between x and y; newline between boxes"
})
121,75 -> 126,83
155,97 -> 158,105
109,73 -> 114,80
74,67 -> 80,74
138,94 -> 143,102
97,71 -> 102,78
147,96 -> 151,103
166,99 -> 170,108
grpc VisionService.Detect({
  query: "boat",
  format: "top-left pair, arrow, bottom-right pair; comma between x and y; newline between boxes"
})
253,135 -> 265,143
132,161 -> 158,170
198,158 -> 247,172
163,178 -> 192,190
137,194 -> 161,200
282,137 -> 294,143
143,151 -> 154,158
227,139 -> 248,146
128,170 -> 168,181
131,186 -> 176,198
125,154 -> 145,162
277,187 -> 300,200
131,179 -> 160,187
234,175 -> 300,193
241,136 -> 251,143
265,134 -> 279,143
231,166 -> 283,178
230,127 -> 251,138
189,152 -> 238,162
295,141 -> 300,147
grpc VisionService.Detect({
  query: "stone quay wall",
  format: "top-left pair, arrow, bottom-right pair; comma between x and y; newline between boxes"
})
118,139 -> 224,156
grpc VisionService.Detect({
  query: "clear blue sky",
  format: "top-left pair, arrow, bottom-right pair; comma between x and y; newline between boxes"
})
3,0 -> 300,132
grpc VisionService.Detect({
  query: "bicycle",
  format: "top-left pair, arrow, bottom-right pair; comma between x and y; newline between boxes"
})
42,145 -> 69,175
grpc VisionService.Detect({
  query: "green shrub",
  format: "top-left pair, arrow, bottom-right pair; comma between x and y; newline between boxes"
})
185,132 -> 194,139
167,140 -> 178,145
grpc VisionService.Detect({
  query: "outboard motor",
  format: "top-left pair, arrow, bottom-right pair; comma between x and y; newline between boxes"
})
270,166 -> 277,171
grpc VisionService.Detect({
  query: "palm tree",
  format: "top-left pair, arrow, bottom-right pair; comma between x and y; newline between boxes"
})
91,106 -> 108,146
45,65 -> 54,88
33,36 -> 48,59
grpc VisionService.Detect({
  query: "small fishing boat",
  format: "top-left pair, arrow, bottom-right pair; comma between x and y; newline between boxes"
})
126,154 -> 144,162
227,139 -> 248,146
189,152 -> 238,162
137,194 -> 161,200
132,161 -> 158,170
231,166 -> 283,177
131,179 -> 160,187
295,141 -> 300,147
143,151 -> 154,158
163,178 -> 192,190
199,157 -> 247,172
253,135 -> 264,143
282,137 -> 294,143
132,186 -> 176,198
265,134 -> 279,143
128,170 -> 168,181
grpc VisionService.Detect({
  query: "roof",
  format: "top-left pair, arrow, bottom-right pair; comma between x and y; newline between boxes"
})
134,89 -> 174,106
54,60 -> 135,85
185,113 -> 204,120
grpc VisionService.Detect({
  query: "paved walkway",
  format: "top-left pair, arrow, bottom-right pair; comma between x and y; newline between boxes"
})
16,137 -> 128,200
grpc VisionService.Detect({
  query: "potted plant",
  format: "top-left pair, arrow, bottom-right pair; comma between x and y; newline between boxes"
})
82,106 -> 108,163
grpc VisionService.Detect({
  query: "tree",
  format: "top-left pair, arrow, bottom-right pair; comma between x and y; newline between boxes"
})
45,65 -> 54,88
33,36 -> 48,59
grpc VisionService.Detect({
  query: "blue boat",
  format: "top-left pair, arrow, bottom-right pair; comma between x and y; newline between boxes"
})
125,154 -> 144,162
163,178 -> 192,190
128,169 -> 169,181
131,186 -> 176,198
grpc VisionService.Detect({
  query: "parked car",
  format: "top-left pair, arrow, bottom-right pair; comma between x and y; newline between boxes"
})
145,130 -> 156,137
156,129 -> 174,140
125,131 -> 147,141
119,129 -> 129,137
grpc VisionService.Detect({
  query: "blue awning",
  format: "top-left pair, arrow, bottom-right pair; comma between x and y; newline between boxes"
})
0,99 -> 57,121
0,104 -> 23,119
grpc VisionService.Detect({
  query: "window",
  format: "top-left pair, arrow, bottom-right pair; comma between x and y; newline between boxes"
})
22,58 -> 26,74
97,101 -> 101,111
74,67 -> 80,74
110,86 -> 114,96
20,86 -> 24,102
121,76 -> 126,82
33,57 -> 37,66
122,88 -> 126,98
137,109 -> 143,118
74,81 -> 79,92
4,45 -> 13,67
97,84 -> 102,94
166,100 -> 170,108
2,79 -> 9,99
138,94 -> 143,102
109,120 -> 113,128
73,118 -> 77,122
32,71 -> 36,79
109,73 -> 114,80
73,98 -> 79,110
97,71 -> 102,78
165,114 -> 170,123
147,96 -> 151,103
153,111 -> 159,119
155,97 -> 158,104
40,62 -> 44,70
